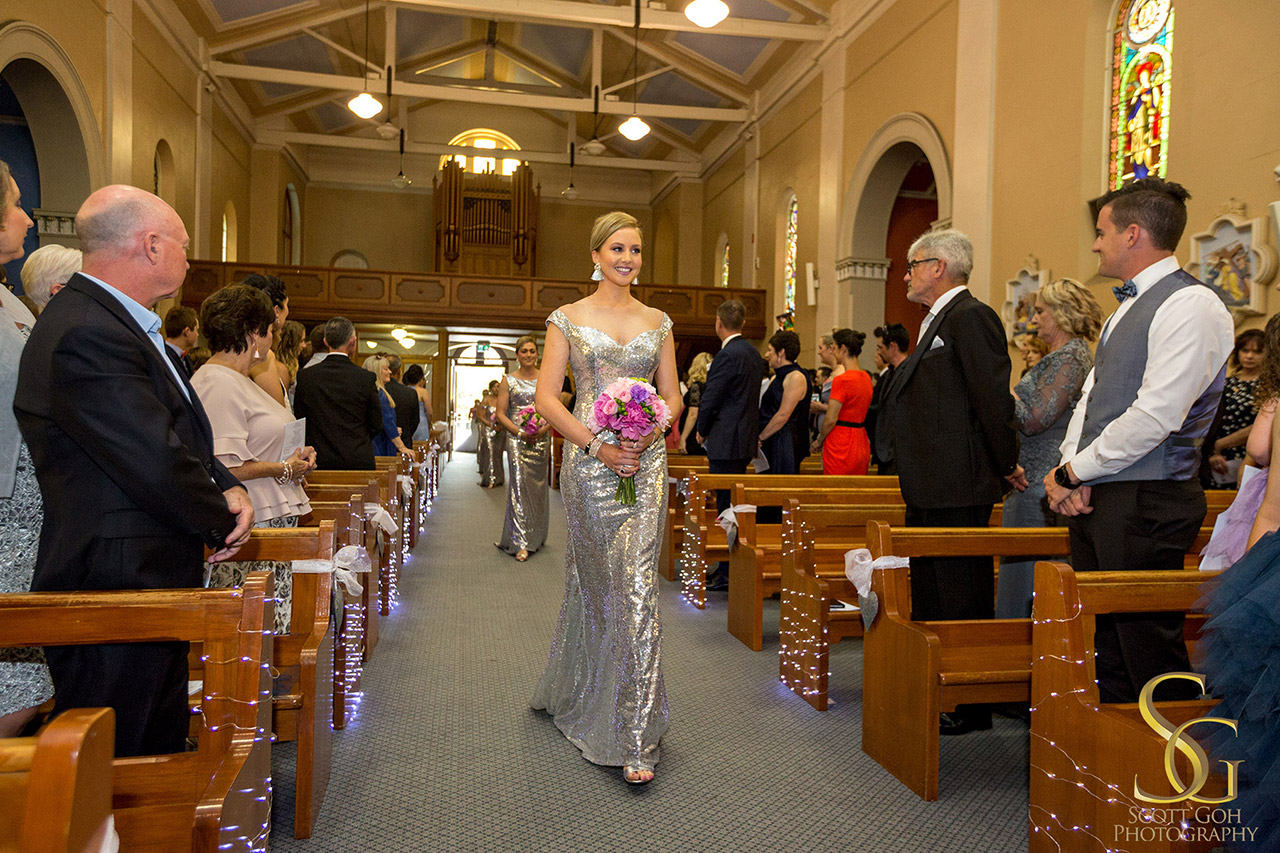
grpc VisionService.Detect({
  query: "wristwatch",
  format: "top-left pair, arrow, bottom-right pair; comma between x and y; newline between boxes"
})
1053,465 -> 1079,489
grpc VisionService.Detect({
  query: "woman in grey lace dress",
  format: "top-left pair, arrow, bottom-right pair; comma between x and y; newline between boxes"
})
531,212 -> 681,785
0,161 -> 53,736
494,335 -> 550,561
998,278 -> 1102,618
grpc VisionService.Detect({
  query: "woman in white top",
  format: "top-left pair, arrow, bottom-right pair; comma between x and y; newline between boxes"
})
192,284 -> 316,633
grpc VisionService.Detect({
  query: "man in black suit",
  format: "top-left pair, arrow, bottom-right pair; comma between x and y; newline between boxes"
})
15,185 -> 254,757
385,354 -> 420,444
878,229 -> 1019,735
868,322 -> 908,473
162,305 -> 199,378
293,316 -> 383,470
695,299 -> 765,590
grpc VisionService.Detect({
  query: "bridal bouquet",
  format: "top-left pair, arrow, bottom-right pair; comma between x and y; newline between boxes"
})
587,377 -> 673,504
515,405 -> 546,437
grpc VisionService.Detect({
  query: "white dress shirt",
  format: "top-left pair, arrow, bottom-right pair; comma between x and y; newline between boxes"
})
1059,255 -> 1233,482
720,332 -> 742,349
919,285 -> 968,340
81,272 -> 190,402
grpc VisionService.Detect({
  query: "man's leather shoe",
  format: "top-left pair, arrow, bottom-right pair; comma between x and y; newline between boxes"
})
938,712 -> 992,736
706,575 -> 728,591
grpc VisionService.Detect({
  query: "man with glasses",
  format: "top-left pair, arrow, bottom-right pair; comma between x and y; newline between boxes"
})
876,228 -> 1019,736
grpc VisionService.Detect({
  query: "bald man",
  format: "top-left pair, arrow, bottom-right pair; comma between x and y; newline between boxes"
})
15,185 -> 253,757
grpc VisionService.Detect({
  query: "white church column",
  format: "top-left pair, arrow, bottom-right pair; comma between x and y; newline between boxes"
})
742,121 -> 760,292
837,257 -> 891,345
950,0 -> 998,302
104,0 -> 133,184
815,46 -> 847,340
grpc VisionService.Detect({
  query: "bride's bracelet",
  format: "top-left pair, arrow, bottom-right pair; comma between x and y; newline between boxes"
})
584,433 -> 606,458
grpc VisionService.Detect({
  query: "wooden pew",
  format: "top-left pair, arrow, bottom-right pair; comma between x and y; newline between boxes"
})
228,522 -> 336,839
0,707 -> 116,853
0,573 -> 273,852
1030,562 -> 1222,853
680,472 -> 900,608
305,479 -> 382,656
661,455 -> 710,582
301,496 -> 371,731
308,466 -> 403,616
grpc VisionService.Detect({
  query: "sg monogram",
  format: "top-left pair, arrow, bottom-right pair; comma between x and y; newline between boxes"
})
1133,672 -> 1242,805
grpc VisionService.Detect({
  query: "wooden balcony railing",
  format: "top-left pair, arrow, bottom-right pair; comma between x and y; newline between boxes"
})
182,261 -> 767,337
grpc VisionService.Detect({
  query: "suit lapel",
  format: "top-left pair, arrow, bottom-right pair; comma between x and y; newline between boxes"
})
885,290 -> 971,401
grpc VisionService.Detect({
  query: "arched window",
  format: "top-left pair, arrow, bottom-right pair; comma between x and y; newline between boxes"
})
720,240 -> 730,288
440,128 -> 522,175
784,195 -> 798,315
283,184 -> 300,265
221,201 -> 237,263
153,140 -> 174,204
1109,0 -> 1173,189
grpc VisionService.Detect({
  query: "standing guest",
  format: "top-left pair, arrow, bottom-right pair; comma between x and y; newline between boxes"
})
996,279 -> 1101,618
676,351 -> 712,455
477,379 -> 505,487
878,228 -> 1019,736
758,329 -> 812,476
1046,177 -> 1233,704
809,331 -> 845,440
0,161 -> 51,738
869,323 -> 909,473
15,185 -> 253,757
191,285 -> 316,633
1205,329 -> 1264,488
403,364 -> 434,443
162,305 -> 199,378
494,335 -> 551,561
273,319 -> 306,408
19,244 -> 80,311
294,316 -> 382,471
242,274 -> 290,409
301,323 -> 327,370
812,329 -> 873,475
1016,335 -> 1049,377
695,299 -> 765,590
361,354 -> 413,458
532,211 -> 680,785
384,354 -> 420,445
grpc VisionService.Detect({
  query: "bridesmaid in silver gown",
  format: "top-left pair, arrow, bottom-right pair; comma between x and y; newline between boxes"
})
531,212 -> 681,785
494,335 -> 550,561
477,382 -> 505,488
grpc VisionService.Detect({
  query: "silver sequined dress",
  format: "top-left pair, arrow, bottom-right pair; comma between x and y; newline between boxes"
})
477,406 -> 505,487
532,309 -> 672,771
498,375 -> 550,555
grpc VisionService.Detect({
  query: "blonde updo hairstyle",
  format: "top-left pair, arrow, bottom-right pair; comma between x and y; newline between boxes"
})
1037,277 -> 1104,343
589,211 -> 643,254
515,334 -> 538,352
688,351 -> 713,385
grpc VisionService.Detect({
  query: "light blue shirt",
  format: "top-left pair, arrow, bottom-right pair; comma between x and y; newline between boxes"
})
80,273 -> 191,402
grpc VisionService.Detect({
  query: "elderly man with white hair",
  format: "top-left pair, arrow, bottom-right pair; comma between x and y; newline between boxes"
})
19,243 -> 80,309
14,184 -> 254,758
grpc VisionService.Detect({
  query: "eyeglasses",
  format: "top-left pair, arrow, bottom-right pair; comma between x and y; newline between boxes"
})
905,257 -> 940,273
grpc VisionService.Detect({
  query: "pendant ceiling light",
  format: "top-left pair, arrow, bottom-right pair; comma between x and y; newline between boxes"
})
581,87 -> 606,156
619,0 -> 650,142
347,0 -> 383,119
391,128 -> 412,189
376,67 -> 398,139
562,142 -> 579,199
684,0 -> 729,28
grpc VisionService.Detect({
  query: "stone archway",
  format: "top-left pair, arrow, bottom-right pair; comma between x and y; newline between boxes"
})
836,113 -> 951,338
0,21 -> 102,246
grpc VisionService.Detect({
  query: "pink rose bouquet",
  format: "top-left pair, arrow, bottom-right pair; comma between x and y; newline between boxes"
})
515,405 -> 545,437
586,377 -> 672,504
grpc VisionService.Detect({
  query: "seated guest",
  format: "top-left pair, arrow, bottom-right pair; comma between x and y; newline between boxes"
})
294,317 -> 382,471
0,158 -> 52,738
191,285 -> 316,633
241,274 -> 291,409
812,328 -> 873,475
19,243 -> 80,310
362,354 -> 414,457
758,329 -> 811,475
162,305 -> 199,377
997,279 -> 1101,618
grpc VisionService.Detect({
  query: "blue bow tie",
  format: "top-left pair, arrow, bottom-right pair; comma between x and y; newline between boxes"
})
1112,280 -> 1138,303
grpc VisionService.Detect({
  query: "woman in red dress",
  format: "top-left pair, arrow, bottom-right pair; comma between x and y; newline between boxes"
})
813,328 -> 873,475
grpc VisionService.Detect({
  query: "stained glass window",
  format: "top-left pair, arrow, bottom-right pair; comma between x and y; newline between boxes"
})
784,196 -> 798,314
720,241 -> 730,288
1109,0 -> 1173,189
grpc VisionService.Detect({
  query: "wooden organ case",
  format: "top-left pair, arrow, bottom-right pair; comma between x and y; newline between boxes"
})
433,159 -> 539,277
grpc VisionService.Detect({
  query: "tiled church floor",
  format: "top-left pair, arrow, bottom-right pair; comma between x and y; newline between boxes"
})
269,455 -> 1029,852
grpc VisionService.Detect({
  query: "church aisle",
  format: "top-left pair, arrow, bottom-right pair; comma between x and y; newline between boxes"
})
270,456 -> 1029,852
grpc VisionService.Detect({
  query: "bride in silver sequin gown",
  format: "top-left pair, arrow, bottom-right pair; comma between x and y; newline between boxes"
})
530,212 -> 681,785
495,336 -> 550,560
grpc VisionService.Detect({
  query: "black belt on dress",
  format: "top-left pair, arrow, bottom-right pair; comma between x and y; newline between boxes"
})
835,420 -> 865,429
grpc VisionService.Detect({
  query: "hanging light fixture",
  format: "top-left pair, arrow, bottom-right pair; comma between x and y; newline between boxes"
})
684,0 -> 729,28
348,0 -> 383,119
582,86 -> 607,155
619,0 -> 650,142
376,66 -> 398,139
391,128 -> 412,189
562,142 -> 579,199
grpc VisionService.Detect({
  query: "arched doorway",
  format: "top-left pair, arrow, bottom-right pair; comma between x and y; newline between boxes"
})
836,113 -> 951,352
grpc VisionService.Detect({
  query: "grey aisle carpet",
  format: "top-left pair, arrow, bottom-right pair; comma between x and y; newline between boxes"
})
269,455 -> 1029,852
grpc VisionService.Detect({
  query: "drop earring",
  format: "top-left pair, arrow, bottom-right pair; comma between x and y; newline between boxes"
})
591,262 -> 604,281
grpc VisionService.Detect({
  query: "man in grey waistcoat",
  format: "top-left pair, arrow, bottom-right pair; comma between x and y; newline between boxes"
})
1045,177 -> 1232,703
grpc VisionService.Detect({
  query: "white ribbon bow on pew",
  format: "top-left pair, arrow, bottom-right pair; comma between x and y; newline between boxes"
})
364,503 -> 397,535
396,474 -> 413,500
716,504 -> 756,552
844,548 -> 909,631
293,544 -> 373,597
